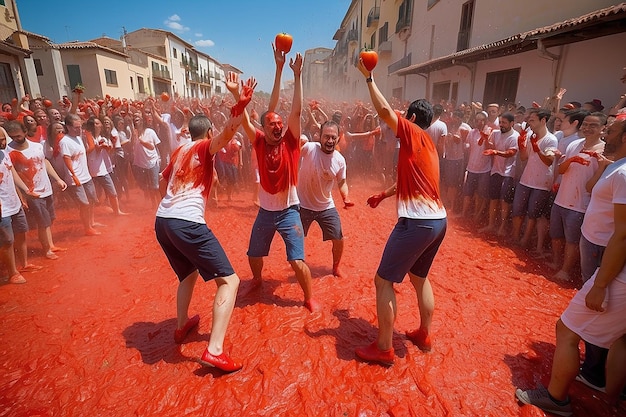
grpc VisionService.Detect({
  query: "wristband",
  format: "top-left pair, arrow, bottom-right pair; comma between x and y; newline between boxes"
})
366,77 -> 373,83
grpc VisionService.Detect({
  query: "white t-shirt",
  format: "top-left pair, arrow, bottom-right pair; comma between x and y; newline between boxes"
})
297,142 -> 346,211
0,150 -> 22,217
519,132 -> 558,191
465,128 -> 491,174
490,129 -> 519,177
425,118 -> 447,149
59,134 -> 92,185
87,135 -> 114,177
581,158 -> 626,247
444,122 -> 470,161
554,139 -> 605,213
132,128 -> 161,169
7,141 -> 53,198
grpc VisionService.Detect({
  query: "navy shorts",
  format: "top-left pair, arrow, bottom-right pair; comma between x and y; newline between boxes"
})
550,204 -> 584,244
463,171 -> 490,198
0,216 -> 13,246
441,159 -> 465,188
512,183 -> 550,219
488,174 -> 516,203
10,208 -> 29,234
377,217 -> 447,283
247,205 -> 305,261
25,195 -> 56,229
155,217 -> 235,282
300,207 -> 343,241
67,179 -> 99,206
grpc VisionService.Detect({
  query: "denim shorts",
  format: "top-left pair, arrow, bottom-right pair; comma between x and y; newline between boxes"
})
247,205 -> 305,261
488,174 -> 516,203
549,204 -> 584,244
67,179 -> 99,206
132,164 -> 159,191
25,195 -> 56,229
0,216 -> 13,246
463,171 -> 490,198
579,235 -> 605,283
155,217 -> 235,281
300,207 -> 343,241
377,217 -> 447,283
10,208 -> 29,234
93,173 -> 118,197
512,183 -> 550,219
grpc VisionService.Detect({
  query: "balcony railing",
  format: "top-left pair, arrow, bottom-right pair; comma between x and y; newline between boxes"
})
153,69 -> 171,80
378,40 -> 392,54
347,28 -> 358,43
396,16 -> 412,33
367,7 -> 380,27
388,53 -> 411,74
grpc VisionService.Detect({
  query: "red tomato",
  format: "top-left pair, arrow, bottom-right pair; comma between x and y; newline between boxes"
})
360,49 -> 378,72
275,33 -> 293,53
160,92 -> 170,102
43,99 -> 53,108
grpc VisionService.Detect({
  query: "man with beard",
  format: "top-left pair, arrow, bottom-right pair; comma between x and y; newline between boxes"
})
516,117 -> 626,416
297,120 -> 354,278
479,113 -> 519,235
235,45 -> 319,312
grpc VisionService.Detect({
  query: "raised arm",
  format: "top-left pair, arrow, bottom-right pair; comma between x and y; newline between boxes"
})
210,77 -> 256,155
287,53 -> 303,142
226,72 -> 256,145
268,44 -> 286,113
356,58 -> 398,134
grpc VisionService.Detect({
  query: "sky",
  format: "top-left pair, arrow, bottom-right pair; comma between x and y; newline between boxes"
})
16,0 -> 351,93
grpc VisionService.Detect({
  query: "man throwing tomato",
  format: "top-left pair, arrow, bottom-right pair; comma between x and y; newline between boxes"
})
233,43 -> 319,312
354,56 -> 447,365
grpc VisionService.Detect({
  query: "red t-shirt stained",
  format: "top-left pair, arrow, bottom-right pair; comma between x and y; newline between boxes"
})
253,128 -> 300,195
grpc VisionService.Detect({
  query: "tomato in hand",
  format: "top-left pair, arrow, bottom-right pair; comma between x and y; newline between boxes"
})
360,49 -> 378,72
275,33 -> 293,53
160,92 -> 170,102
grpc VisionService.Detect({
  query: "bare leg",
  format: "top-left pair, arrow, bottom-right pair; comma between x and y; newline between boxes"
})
547,319 -> 580,401
498,201 -> 512,236
13,232 -> 28,269
511,215 -> 524,242
0,244 -> 20,277
207,274 -> 240,356
177,271 -> 199,329
549,238 -> 565,270
605,335 -> 626,404
409,273 -> 435,333
375,274 -> 396,351
248,256 -> 264,286
556,242 -> 580,279
480,199 -> 499,232
331,239 -> 344,277
535,217 -> 549,254
289,259 -> 314,302
110,194 -> 128,215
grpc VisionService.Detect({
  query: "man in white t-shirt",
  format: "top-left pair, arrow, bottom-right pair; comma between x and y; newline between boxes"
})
462,112 -> 492,220
297,120 -> 354,278
59,114 -> 101,236
549,112 -> 605,282
511,108 -> 557,249
131,111 -> 162,208
479,113 -> 519,235
6,121 -> 67,261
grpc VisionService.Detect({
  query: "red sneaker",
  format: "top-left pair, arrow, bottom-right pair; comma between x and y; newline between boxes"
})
199,349 -> 243,373
174,315 -> 200,344
406,328 -> 432,352
355,341 -> 394,366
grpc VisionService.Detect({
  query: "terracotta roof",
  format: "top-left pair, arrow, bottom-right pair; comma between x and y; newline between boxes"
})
396,3 -> 626,75
0,39 -> 31,57
55,41 -> 128,58
15,30 -> 52,43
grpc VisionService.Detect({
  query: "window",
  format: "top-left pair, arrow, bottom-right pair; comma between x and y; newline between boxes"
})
427,0 -> 439,9
483,68 -> 520,106
34,59 -> 43,76
152,61 -> 159,72
379,22 -> 388,44
104,69 -> 118,86
138,76 -> 145,93
396,0 -> 413,33
130,76 -> 133,90
432,81 -> 451,104
457,0 -> 475,51
0,63 -> 17,104
67,64 -> 82,90
370,32 -> 376,50
173,48 -> 177,59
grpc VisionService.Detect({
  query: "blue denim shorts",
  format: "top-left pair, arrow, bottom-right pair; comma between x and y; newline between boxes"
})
25,195 -> 56,229
155,217 -> 235,281
463,171 -> 490,198
0,216 -> 13,246
67,179 -> 99,206
512,183 -> 550,219
488,174 -> 516,203
300,207 -> 343,241
247,205 -> 305,261
377,217 -> 447,283
93,173 -> 118,197
549,204 -> 584,244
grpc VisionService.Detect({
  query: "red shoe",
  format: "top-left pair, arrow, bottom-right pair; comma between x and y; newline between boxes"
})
355,341 -> 394,366
199,349 -> 243,373
406,328 -> 432,352
174,315 -> 200,344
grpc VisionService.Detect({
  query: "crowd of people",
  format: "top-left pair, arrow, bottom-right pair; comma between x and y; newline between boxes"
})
1,43 -> 625,414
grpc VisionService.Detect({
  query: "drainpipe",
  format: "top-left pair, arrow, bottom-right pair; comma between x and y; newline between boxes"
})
537,39 -> 565,101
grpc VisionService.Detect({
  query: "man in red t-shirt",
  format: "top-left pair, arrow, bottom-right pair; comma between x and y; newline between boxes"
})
354,58 -> 448,366
232,44 -> 319,312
